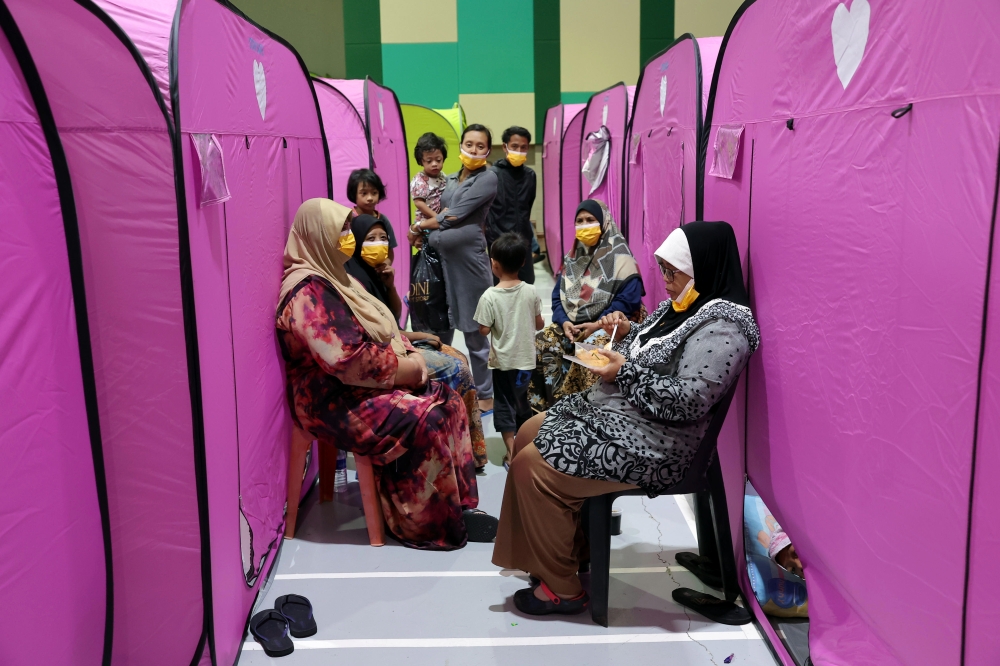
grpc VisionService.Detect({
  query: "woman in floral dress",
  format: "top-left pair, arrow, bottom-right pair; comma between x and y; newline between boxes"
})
277,199 -> 498,549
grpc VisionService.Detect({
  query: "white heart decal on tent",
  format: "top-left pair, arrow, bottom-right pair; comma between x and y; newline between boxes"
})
659,75 -> 668,116
552,114 -> 558,137
831,0 -> 870,89
253,59 -> 267,120
601,103 -> 608,125
378,101 -> 384,129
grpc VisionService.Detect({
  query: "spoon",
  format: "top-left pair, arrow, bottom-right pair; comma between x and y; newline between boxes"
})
605,322 -> 618,351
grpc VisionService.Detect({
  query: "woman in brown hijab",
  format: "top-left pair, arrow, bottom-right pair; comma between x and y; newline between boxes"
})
276,199 -> 497,549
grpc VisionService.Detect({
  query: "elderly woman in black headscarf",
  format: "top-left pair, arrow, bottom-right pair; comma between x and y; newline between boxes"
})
528,199 -> 644,411
493,221 -> 760,615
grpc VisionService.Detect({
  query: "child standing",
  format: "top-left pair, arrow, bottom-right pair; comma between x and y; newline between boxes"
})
408,132 -> 448,247
474,232 -> 544,466
347,168 -> 398,251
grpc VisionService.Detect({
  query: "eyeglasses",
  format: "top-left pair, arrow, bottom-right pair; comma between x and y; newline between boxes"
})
658,262 -> 682,283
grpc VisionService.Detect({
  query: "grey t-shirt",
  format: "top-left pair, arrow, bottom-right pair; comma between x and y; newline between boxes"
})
474,282 -> 541,371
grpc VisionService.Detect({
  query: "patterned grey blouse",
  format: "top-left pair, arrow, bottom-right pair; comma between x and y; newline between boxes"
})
533,298 -> 759,493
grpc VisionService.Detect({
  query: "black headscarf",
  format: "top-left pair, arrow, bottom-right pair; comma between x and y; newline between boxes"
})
575,199 -> 604,226
638,221 -> 749,345
344,214 -> 391,308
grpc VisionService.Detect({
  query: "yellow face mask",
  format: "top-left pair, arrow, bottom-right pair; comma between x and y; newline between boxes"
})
505,146 -> 528,168
671,280 -> 700,312
361,241 -> 389,267
338,229 -> 356,257
460,149 -> 488,171
575,222 -> 602,247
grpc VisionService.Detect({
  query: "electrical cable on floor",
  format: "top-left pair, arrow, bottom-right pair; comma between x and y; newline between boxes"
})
642,496 -> 721,666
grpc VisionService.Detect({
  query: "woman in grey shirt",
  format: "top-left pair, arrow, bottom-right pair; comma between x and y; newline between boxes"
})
492,221 -> 760,616
412,124 -> 498,409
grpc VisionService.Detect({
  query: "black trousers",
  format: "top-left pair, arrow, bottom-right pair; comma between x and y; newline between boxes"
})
492,368 -> 532,433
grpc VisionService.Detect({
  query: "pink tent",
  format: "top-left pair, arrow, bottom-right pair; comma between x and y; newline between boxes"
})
313,78 -> 370,209
4,1 -> 330,665
542,103 -> 585,273
577,83 -> 635,236
559,104 -> 587,263
0,8 -> 110,664
625,35 -> 720,311
318,78 -> 411,323
703,1 -> 1000,664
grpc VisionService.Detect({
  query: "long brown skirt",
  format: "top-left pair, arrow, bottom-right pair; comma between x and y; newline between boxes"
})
492,441 -> 636,596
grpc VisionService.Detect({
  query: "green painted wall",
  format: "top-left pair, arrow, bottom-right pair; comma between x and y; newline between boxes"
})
641,0 -> 675,65
344,0 -> 383,82
533,0 -> 559,136
232,0 -> 346,78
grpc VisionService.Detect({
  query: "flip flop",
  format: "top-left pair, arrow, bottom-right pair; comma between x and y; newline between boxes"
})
463,509 -> 499,542
676,551 -> 723,589
514,582 -> 589,616
672,588 -> 752,625
274,593 -> 317,638
249,609 -> 294,657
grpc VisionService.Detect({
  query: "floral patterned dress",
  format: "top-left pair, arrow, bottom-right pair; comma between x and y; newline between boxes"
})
278,276 -> 479,550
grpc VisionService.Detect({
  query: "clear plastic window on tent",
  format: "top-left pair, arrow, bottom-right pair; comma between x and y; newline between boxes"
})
191,133 -> 231,207
709,124 -> 744,180
582,126 -> 610,195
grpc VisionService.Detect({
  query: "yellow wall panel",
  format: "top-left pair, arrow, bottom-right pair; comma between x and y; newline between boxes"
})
674,0 -> 743,38
560,0 -> 640,92
380,0 -> 457,43
459,92 -> 536,144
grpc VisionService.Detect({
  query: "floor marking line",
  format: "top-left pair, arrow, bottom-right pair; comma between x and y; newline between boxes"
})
275,567 -> 690,580
243,632 -> 759,650
674,494 -> 699,540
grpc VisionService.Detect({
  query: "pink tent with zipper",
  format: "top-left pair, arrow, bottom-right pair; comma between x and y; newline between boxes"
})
313,78 -> 371,209
4,1 -> 330,665
0,8 -> 110,664
576,83 -> 635,238
542,103 -> 585,274
319,78 -> 411,323
703,0 -> 1000,664
625,35 -> 720,311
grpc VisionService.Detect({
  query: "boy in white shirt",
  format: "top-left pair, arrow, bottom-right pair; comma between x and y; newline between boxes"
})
474,233 -> 544,467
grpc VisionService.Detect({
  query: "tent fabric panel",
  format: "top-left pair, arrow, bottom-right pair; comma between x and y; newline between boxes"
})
92,0 -> 175,117
965,147 -> 1000,663
626,36 -> 702,311
11,0 -> 170,131
704,1 -> 1000,663
324,77 -> 366,119
178,0 -> 322,138
365,79 -> 411,324
542,105 -> 562,273
559,107 -> 585,265
177,2 -> 330,661
315,80 -> 370,205
7,2 -> 206,663
696,37 -> 721,114
579,83 -> 629,227
742,108 -> 990,666
0,23 -> 106,665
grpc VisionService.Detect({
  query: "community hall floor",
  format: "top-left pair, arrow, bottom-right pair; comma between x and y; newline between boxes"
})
241,266 -> 776,665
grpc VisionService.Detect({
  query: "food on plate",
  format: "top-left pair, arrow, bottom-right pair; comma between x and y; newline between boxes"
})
576,348 -> 610,367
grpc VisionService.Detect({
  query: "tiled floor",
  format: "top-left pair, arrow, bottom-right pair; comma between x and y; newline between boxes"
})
240,264 -> 776,665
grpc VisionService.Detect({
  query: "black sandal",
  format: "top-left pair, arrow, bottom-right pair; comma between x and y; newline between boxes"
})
676,551 -> 723,589
463,509 -> 498,542
672,588 -> 752,625
249,609 -> 294,657
274,593 -> 317,638
514,581 -> 590,616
